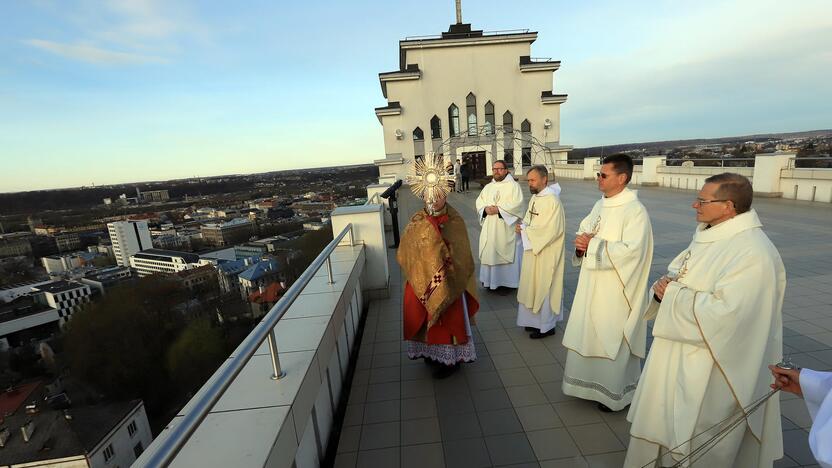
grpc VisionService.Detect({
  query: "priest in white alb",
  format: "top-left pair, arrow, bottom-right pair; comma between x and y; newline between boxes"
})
562,154 -> 653,412
476,159 -> 524,291
625,173 -> 785,467
516,165 -> 565,339
770,365 -> 832,467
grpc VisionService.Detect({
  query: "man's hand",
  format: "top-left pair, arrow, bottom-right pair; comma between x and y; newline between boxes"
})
515,223 -> 522,234
574,233 -> 595,252
769,365 -> 802,397
653,276 -> 672,301
485,206 -> 499,216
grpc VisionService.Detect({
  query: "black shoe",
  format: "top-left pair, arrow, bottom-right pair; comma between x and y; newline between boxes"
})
524,327 -> 537,332
496,287 -> 513,296
529,328 -> 556,339
423,357 -> 440,367
597,402 -> 615,413
432,363 -> 460,379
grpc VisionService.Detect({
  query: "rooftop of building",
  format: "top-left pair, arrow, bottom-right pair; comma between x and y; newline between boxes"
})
333,179 -> 832,467
216,257 -> 259,274
33,280 -> 88,294
201,217 -> 252,229
247,281 -> 286,304
0,295 -> 55,324
132,249 -> 200,264
238,258 -> 280,282
0,380 -> 142,466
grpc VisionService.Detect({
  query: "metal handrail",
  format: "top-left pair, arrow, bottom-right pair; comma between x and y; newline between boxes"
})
787,157 -> 832,169
365,192 -> 381,205
143,223 -> 355,467
404,28 -> 530,41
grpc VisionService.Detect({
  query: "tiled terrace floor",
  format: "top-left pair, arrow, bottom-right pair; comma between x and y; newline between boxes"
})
334,179 -> 832,468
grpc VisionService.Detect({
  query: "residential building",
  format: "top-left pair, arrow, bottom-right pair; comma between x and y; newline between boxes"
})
0,295 -> 60,351
0,232 -> 33,258
247,281 -> 286,318
140,189 -> 170,202
108,220 -> 153,267
303,221 -> 328,231
54,232 -> 82,252
373,23 -> 571,181
41,252 -> 97,275
79,266 -> 133,295
0,383 -> 153,468
169,264 -> 217,292
216,257 -> 258,294
234,242 -> 269,259
129,249 -> 201,277
238,258 -> 282,300
200,218 -> 255,247
33,280 -> 92,322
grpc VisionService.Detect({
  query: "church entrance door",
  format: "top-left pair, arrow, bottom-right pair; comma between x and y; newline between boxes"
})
463,151 -> 487,179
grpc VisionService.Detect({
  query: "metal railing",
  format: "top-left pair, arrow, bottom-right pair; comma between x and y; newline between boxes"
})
404,28 -> 530,41
143,223 -> 355,467
365,192 -> 380,205
662,158 -> 756,168
787,157 -> 832,169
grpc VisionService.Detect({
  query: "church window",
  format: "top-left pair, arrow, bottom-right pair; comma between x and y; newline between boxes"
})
466,93 -> 478,136
448,104 -> 460,137
502,111 -> 513,133
430,115 -> 442,139
484,101 -> 495,135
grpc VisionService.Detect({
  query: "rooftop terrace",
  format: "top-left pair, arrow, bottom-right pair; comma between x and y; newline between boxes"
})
333,178 -> 832,468
137,177 -> 831,468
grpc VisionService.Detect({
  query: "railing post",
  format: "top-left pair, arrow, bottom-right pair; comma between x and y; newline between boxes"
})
326,256 -> 335,284
267,329 -> 286,380
348,224 -> 355,246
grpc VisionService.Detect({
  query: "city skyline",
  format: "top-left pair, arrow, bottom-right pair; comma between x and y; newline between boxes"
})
2,0 -> 830,192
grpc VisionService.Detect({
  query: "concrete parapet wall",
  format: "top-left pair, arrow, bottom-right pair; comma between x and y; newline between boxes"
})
137,245 -> 368,468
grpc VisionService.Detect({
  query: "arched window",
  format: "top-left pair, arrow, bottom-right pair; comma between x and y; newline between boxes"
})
521,119 -> 532,166
448,104 -> 460,137
466,93 -> 478,136
430,116 -> 442,139
502,111 -> 513,133
484,101 -> 495,135
413,127 -> 425,161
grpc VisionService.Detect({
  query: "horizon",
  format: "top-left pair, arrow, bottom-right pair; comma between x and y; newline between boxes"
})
1,127 -> 829,194
2,0 -> 831,192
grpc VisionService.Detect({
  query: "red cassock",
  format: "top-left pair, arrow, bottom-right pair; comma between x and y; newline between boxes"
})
402,212 -> 479,345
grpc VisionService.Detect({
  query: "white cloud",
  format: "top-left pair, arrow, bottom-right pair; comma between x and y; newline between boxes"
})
23,39 -> 167,65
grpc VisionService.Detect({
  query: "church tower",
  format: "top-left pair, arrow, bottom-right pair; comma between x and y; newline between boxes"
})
374,2 -> 571,183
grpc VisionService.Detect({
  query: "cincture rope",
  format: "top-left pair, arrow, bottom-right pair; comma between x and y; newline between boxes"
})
639,370 -> 786,467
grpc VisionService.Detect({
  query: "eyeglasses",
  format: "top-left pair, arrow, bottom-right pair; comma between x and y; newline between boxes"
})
596,172 -> 610,179
694,198 -> 729,205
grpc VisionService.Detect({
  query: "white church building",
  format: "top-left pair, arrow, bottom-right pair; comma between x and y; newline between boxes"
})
373,11 -> 571,183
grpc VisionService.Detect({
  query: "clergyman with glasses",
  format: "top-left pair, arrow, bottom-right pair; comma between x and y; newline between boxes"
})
475,159 -> 524,294
562,153 -> 654,412
625,173 -> 786,467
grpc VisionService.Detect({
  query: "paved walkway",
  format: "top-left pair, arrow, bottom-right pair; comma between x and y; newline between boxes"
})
334,179 -> 832,468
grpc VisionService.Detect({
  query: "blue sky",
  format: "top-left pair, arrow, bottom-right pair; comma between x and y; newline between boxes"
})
1,0 -> 830,192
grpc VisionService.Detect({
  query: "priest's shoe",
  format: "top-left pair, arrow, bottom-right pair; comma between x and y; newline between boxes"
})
529,329 -> 555,339
524,327 -> 537,332
432,363 -> 460,379
597,402 -> 627,412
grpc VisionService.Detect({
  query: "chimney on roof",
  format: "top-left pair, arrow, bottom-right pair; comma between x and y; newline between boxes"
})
455,0 -> 462,24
